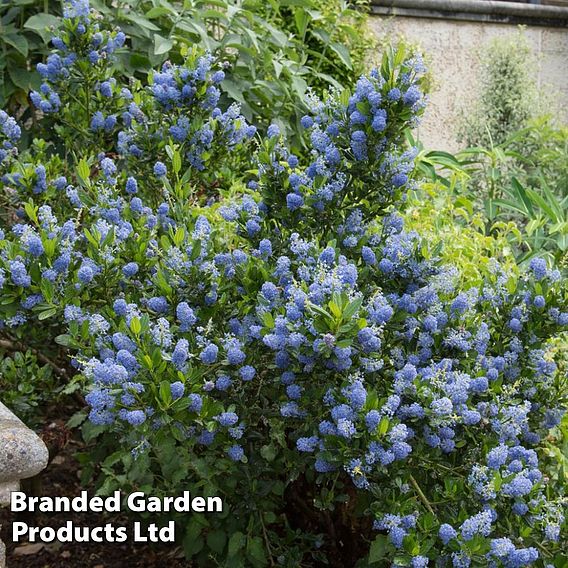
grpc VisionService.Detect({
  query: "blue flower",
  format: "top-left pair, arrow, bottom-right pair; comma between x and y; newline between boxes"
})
177,302 -> 197,331
431,397 -> 453,416
99,81 -> 113,97
286,193 -> 303,211
153,161 -> 167,177
403,85 -> 421,106
460,511 -> 492,541
529,257 -> 547,280
147,296 -> 169,313
122,262 -> 139,278
100,157 -> 116,180
200,343 -> 219,364
361,246 -> 376,265
211,70 -> 225,83
300,115 -> 313,128
227,444 -> 244,461
91,111 -> 104,130
123,410 -> 146,426
258,239 -> 272,257
172,339 -> 189,370
77,264 -> 94,284
267,124 -> 280,138
239,365 -> 256,381
215,375 -> 232,391
487,444 -> 508,469
261,282 -> 279,301
365,410 -> 381,431
296,436 -> 319,452
188,393 -> 203,413
439,523 -> 457,545
217,412 -> 239,427
125,177 -> 138,194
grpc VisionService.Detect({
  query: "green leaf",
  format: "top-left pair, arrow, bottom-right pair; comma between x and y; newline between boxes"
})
77,159 -> 90,185
294,8 -> 310,37
369,534 -> 388,563
222,79 -> 247,104
525,188 -> 558,223
329,301 -> 342,319
130,317 -> 141,335
343,297 -> 363,320
159,380 -> 172,406
24,14 -> 60,32
264,23 -> 288,47
492,198 -> 527,217
260,444 -> 277,462
261,311 -> 274,329
38,307 -> 57,321
206,530 -> 226,554
125,14 -> 161,31
493,471 -> 502,491
247,536 -> 267,565
8,66 -> 38,91
24,201 -> 38,224
55,334 -> 72,347
510,177 -> 534,217
378,416 -> 390,436
146,6 -> 176,19
424,150 -> 463,171
82,421 -> 107,443
540,179 -> 565,222
228,531 -> 246,556
172,150 -> 182,174
328,41 -> 352,69
3,34 -> 29,57
154,34 -> 174,55
291,75 -> 308,99
67,411 -> 87,428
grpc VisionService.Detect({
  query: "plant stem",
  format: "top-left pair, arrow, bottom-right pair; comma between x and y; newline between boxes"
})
258,512 -> 275,567
409,474 -> 436,516
0,337 -> 68,378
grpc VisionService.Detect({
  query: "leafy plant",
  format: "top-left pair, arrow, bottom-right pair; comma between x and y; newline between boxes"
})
0,348 -> 59,426
454,120 -> 568,268
458,30 -> 541,148
0,1 -> 61,113
1,0 -> 377,150
404,181 -> 520,286
490,174 -> 568,266
1,3 -> 567,566
269,0 -> 376,92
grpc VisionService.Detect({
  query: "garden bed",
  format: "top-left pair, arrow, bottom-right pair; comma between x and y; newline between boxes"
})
0,436 -> 189,568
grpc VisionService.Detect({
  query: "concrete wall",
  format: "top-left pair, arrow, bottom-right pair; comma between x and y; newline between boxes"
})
368,15 -> 568,151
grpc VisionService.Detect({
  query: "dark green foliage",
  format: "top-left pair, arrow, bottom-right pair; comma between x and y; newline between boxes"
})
0,348 -> 59,426
1,0 -> 375,148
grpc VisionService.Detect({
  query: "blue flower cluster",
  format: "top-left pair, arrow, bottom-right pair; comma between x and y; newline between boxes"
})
0,111 -> 21,166
1,4 -> 566,564
223,54 -> 425,242
30,1 -> 125,114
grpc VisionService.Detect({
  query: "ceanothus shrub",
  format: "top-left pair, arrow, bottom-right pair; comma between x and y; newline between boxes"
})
2,1 -> 254,213
0,2 -> 567,566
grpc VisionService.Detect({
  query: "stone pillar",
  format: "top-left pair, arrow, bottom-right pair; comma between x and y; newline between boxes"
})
0,402 -> 49,568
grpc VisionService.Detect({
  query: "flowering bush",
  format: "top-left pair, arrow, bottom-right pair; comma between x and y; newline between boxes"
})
1,2 -> 567,566
1,0 -> 377,154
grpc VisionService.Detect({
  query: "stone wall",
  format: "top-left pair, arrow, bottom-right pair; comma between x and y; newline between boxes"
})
0,402 -> 49,568
368,5 -> 568,150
